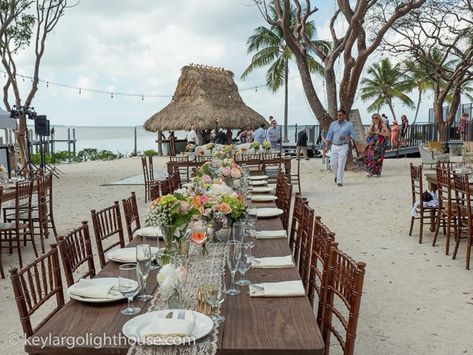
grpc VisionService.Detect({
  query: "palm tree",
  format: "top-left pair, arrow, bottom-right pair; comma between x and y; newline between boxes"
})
241,14 -> 329,142
360,58 -> 415,121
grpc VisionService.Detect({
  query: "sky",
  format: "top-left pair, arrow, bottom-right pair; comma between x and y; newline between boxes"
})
3,0 -> 437,128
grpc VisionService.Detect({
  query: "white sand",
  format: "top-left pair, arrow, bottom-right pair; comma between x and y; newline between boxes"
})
1,156 -> 472,354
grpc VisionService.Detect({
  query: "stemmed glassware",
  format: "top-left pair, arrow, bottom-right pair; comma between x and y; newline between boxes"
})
143,234 -> 160,270
136,244 -> 153,301
204,273 -> 226,323
245,217 -> 257,248
232,222 -> 245,243
225,240 -> 241,295
118,264 -> 142,315
172,254 -> 188,302
236,243 -> 252,286
190,220 -> 208,245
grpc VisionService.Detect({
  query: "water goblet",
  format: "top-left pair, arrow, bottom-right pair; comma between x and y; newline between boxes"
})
204,273 -> 226,323
143,234 -> 160,270
236,243 -> 252,286
136,244 -> 153,301
225,240 -> 241,296
232,221 -> 245,243
118,264 -> 142,315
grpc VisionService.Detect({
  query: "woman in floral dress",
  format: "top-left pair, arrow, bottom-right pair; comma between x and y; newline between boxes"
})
363,113 -> 390,177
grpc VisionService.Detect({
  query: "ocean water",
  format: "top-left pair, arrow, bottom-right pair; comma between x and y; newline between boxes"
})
35,125 -> 322,155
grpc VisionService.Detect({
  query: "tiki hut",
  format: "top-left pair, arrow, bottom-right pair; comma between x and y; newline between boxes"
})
143,64 -> 268,131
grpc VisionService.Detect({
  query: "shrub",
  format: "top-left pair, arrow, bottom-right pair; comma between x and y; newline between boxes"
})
143,149 -> 158,157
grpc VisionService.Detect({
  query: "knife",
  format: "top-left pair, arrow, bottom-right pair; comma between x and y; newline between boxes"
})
177,310 -> 186,320
165,311 -> 174,319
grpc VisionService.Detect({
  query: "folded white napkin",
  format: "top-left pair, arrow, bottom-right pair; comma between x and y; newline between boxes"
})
252,255 -> 294,269
255,230 -> 287,239
249,280 -> 305,297
69,279 -> 117,299
109,247 -> 160,262
133,226 -> 162,238
141,310 -> 195,339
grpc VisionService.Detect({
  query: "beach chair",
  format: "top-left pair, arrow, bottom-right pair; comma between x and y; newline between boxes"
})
57,221 -> 96,287
10,244 -> 65,338
322,247 -> 366,355
419,143 -> 449,168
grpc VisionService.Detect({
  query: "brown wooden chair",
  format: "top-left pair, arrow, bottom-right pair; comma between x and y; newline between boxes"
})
432,162 -> 456,255
0,180 -> 37,268
290,156 -> 302,194
298,202 -> 315,292
169,155 -> 190,183
10,243 -> 65,338
122,192 -> 141,242
169,172 -> 180,193
289,193 -> 307,255
262,152 -> 282,183
195,155 -> 211,164
240,153 -> 262,174
279,177 -> 293,231
308,216 -> 336,330
91,201 -> 126,268
57,221 -> 96,287
323,247 -> 366,355
409,163 -> 437,243
452,172 -> 473,269
141,155 -> 155,203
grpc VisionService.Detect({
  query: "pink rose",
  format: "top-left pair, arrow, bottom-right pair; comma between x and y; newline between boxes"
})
222,167 -> 231,176
202,175 -> 212,183
230,167 -> 241,178
218,202 -> 232,215
200,195 -> 209,205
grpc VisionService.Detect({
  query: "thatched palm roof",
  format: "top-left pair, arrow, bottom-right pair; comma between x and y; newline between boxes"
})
144,64 -> 268,131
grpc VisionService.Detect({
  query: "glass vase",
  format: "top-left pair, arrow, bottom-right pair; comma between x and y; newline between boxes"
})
160,225 -> 177,265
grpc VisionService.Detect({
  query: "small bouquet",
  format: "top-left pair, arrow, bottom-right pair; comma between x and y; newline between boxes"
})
262,140 -> 272,150
250,141 -> 260,151
213,145 -> 236,159
146,194 -> 199,228
185,143 -> 195,152
221,194 -> 246,223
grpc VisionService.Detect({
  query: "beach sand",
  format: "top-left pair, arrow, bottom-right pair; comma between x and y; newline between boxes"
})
0,156 -> 472,354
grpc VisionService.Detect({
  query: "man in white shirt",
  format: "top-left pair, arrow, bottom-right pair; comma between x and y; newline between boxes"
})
187,125 -> 197,144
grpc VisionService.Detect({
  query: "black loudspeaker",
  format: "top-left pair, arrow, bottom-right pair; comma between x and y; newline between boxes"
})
35,115 -> 50,136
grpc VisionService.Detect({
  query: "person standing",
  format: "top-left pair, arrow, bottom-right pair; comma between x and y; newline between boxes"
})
253,123 -> 266,144
187,124 -> 197,144
266,118 -> 280,149
326,109 -> 357,187
225,128 -> 233,145
390,119 -> 400,149
400,115 -> 409,146
362,113 -> 390,177
216,129 -> 226,144
296,128 -> 309,160
457,112 -> 469,141
247,126 -> 254,143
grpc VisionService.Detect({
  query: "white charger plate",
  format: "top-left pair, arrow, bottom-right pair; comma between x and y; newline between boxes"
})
133,226 -> 162,238
250,180 -> 268,186
68,277 -> 126,303
248,175 -> 269,180
122,309 -> 214,345
251,187 -> 274,193
250,195 -> 277,202
250,208 -> 284,218
106,247 -> 162,263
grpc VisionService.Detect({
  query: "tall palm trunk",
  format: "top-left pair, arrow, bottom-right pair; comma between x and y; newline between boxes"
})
413,89 -> 422,124
283,59 -> 289,143
387,99 -> 397,121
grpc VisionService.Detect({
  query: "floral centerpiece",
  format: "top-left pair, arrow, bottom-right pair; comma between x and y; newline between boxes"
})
193,193 -> 246,231
262,140 -> 272,151
198,158 -> 242,182
145,194 -> 199,262
250,141 -> 260,151
213,145 -> 236,160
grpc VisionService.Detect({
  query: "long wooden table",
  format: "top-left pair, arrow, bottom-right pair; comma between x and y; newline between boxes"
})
25,201 -> 324,354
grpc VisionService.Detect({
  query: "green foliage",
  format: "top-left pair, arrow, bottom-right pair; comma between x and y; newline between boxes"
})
143,149 -> 158,157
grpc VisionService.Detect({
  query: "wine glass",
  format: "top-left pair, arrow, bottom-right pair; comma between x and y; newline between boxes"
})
118,264 -> 141,315
204,274 -> 226,323
190,220 -> 207,245
143,234 -> 160,270
236,243 -> 252,286
172,254 -> 188,295
225,240 -> 241,296
232,222 -> 245,243
136,244 -> 153,301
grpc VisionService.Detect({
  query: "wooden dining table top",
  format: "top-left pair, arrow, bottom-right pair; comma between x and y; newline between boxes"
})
25,200 -> 324,355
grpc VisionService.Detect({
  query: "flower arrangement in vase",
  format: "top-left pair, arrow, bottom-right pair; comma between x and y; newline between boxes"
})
262,140 -> 272,151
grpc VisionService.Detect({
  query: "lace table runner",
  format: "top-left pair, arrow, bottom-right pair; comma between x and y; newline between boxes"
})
128,242 -> 227,355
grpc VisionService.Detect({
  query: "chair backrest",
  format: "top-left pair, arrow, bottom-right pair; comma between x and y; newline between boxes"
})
91,201 -> 126,268
122,192 -> 141,242
141,155 -> 154,183
57,221 -> 96,287
453,172 -> 472,234
309,216 -> 336,329
435,163 -> 452,214
169,155 -> 190,163
289,193 -> 307,253
169,172 -> 180,193
409,163 -> 424,207
280,178 -> 293,231
323,247 -> 366,355
195,155 -> 211,164
14,179 -> 34,227
298,203 -> 315,291
10,244 -> 64,337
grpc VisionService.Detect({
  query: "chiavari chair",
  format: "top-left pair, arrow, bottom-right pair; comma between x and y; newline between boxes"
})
195,155 -> 212,164
169,172 -> 180,193
122,192 -> 141,242
240,153 -> 262,174
57,221 -> 96,287
308,216 -> 336,330
432,162 -> 457,255
141,155 -> 155,203
409,163 -> 437,243
10,244 -> 65,338
298,202 -> 315,291
290,155 -> 302,194
323,247 -> 366,355
279,177 -> 293,231
452,172 -> 473,269
169,155 -> 190,183
0,179 -> 37,267
91,201 -> 126,268
262,151 -> 282,183
289,193 -> 307,255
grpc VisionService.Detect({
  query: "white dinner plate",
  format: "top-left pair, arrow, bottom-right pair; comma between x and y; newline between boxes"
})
249,180 -> 268,186
249,208 -> 284,218
250,195 -> 278,202
122,309 -> 214,345
67,277 -> 126,303
248,175 -> 269,180
251,187 -> 274,193
106,247 -> 162,263
133,226 -> 162,238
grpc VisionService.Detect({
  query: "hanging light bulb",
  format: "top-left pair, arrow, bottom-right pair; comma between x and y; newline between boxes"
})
111,92 -> 114,99
141,95 -> 144,101
79,88 -> 82,95
255,86 -> 258,92
46,81 -> 49,88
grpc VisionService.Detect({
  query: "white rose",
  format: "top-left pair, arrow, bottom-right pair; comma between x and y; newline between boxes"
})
157,264 -> 176,284
158,276 -> 176,299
